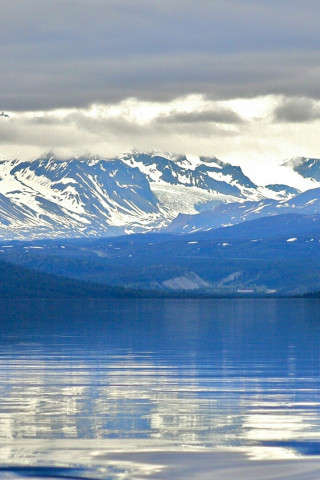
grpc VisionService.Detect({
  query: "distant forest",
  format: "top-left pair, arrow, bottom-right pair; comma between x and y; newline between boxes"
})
0,257 -> 317,299
0,259 -> 146,298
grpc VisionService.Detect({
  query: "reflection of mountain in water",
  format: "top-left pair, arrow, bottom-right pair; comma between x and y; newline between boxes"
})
0,298 -> 320,456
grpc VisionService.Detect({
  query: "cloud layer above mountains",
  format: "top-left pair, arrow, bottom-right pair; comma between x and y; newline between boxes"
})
1,0 -> 320,173
2,0 -> 320,109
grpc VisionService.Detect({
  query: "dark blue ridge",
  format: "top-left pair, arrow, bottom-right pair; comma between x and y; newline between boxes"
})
0,466 -> 100,479
260,441 -> 320,456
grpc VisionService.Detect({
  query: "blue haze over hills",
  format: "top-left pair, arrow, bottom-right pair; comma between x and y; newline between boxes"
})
1,212 -> 320,295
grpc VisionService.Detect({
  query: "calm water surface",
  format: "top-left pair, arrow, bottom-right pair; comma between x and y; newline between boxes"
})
0,298 -> 320,478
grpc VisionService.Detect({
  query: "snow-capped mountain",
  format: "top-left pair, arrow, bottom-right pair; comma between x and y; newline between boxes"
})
0,152 -> 311,240
167,187 -> 320,233
166,156 -> 320,234
122,153 -> 257,198
0,154 -> 162,239
282,157 -> 320,182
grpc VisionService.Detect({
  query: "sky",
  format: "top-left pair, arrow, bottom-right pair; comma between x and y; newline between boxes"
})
1,0 -> 320,184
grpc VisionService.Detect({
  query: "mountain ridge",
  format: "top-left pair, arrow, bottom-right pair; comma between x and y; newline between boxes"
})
0,152 -> 318,240
167,187 -> 320,233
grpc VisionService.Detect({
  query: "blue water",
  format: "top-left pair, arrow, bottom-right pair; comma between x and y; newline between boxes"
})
0,298 -> 320,478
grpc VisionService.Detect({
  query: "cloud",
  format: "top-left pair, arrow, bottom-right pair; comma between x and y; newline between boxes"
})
2,0 -> 320,184
158,108 -> 243,124
2,1 -> 320,110
274,97 -> 320,122
1,94 -> 320,175
0,96 -> 241,156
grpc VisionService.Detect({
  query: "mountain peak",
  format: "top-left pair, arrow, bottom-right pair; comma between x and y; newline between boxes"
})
282,156 -> 320,182
282,156 -> 310,168
0,151 -> 317,240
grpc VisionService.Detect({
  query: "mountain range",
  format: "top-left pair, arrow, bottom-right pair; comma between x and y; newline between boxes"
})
167,187 -> 320,233
0,152 -> 320,295
0,152 -> 316,240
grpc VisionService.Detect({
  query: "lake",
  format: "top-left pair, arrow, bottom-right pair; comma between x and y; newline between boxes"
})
1,298 -> 320,479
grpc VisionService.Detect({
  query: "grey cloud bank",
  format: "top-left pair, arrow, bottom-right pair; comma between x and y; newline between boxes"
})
274,97 -> 320,123
2,0 -> 320,110
2,0 -> 320,173
157,108 -> 244,125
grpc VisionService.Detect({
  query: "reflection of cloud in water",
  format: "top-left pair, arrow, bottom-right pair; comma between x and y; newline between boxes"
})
0,352 -> 248,444
1,297 -> 320,476
244,413 -> 312,441
0,442 -> 320,480
0,351 -> 319,455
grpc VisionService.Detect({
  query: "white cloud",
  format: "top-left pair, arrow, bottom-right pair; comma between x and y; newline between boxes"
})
2,94 -> 320,189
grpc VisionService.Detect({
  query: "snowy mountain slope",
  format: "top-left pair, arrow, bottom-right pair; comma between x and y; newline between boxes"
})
0,152 -> 307,240
263,184 -> 300,199
282,157 -> 320,182
0,154 -> 163,239
120,152 -> 302,221
167,187 -> 320,233
165,155 -> 320,234
121,153 -> 275,201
